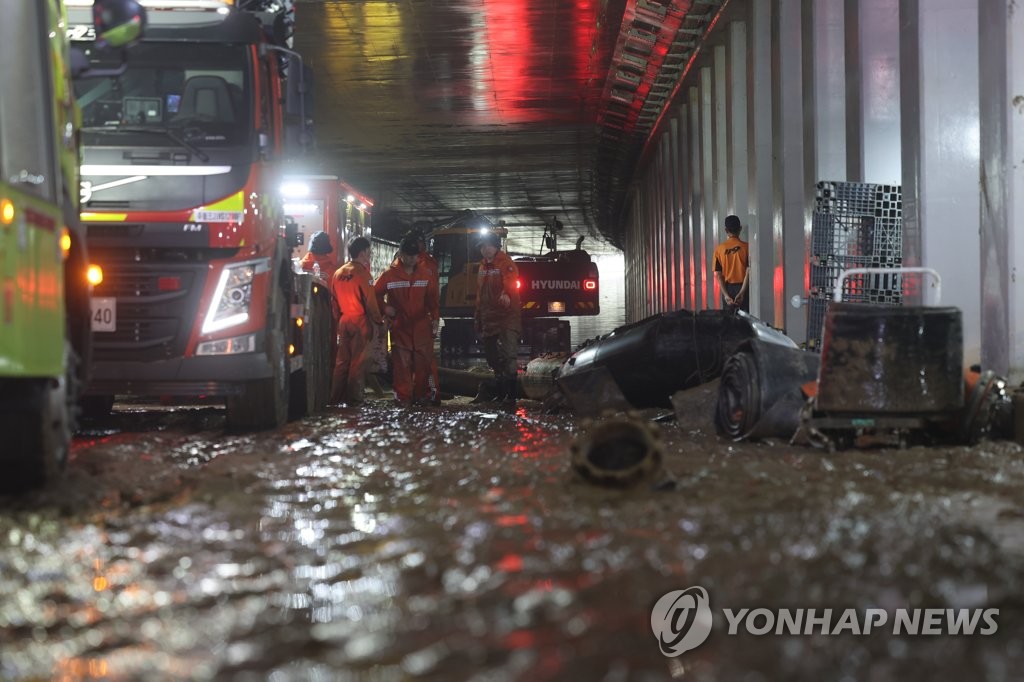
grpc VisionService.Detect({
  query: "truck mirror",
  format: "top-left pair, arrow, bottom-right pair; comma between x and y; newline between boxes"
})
70,0 -> 147,80
284,219 -> 304,248
92,0 -> 146,49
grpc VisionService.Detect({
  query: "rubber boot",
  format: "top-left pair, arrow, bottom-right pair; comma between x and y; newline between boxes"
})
470,379 -> 496,404
499,376 -> 517,412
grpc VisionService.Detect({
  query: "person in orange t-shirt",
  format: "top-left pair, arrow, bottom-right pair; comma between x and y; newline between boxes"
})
330,236 -> 383,405
375,235 -> 440,405
713,215 -> 750,313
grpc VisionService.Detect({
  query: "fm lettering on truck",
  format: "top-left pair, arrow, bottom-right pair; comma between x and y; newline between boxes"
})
531,280 -> 582,290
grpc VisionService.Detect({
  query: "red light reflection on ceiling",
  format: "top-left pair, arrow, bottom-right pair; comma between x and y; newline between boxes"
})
480,0 -> 601,124
481,0 -> 532,120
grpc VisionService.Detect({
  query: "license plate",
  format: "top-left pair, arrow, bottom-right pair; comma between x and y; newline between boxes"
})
90,297 -> 116,332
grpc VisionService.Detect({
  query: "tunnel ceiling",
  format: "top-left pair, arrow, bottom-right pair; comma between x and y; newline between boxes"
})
292,0 -> 725,253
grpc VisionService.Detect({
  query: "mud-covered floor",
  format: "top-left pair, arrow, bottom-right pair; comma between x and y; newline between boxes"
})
2,384 -> 1023,681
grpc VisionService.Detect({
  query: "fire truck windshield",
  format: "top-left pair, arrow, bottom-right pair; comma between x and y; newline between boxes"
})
75,43 -> 252,149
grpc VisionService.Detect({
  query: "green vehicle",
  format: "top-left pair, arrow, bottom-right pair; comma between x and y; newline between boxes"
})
0,0 -> 143,492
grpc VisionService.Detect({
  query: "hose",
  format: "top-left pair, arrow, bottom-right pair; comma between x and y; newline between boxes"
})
714,350 -> 761,439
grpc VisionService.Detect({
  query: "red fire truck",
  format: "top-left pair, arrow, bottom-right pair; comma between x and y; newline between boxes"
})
280,174 -> 374,270
68,0 -> 333,430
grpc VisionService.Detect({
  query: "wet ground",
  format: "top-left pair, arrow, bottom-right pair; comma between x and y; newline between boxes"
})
2,386 -> 1023,681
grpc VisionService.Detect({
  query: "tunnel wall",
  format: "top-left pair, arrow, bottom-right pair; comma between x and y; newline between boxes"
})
621,0 -> 1024,381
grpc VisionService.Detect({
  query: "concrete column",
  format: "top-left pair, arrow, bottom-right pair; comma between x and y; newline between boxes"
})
750,0 -> 776,325
652,146 -> 663,312
624,200 -> 631,320
678,105 -> 695,310
714,44 -> 729,231
844,0 -> 863,181
900,0 -> 981,365
978,0 -> 1023,379
644,183 -> 655,316
630,196 -> 638,321
700,67 -> 717,309
779,0 -> 809,342
898,0 -> 921,269
661,136 -> 674,310
812,0 -> 847,181
689,85 -> 706,309
669,116 -> 682,311
624,211 -> 631,321
729,21 -> 750,255
859,0 -> 901,184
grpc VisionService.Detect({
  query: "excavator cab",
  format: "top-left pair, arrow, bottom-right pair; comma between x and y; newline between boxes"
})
429,215 -> 507,317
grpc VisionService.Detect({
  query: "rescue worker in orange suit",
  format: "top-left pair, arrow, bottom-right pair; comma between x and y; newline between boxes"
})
713,214 -> 750,313
299,231 -> 336,278
374,235 -> 440,405
474,230 -> 521,409
330,236 -> 383,405
413,230 -> 442,404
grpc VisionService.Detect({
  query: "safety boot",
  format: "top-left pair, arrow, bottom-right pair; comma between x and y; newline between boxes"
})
498,376 -> 517,412
470,379 -> 497,404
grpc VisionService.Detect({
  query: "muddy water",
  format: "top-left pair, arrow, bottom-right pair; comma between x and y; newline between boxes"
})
1,395 -> 1023,681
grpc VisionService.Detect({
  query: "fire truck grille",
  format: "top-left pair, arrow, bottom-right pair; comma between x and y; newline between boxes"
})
90,260 -> 209,363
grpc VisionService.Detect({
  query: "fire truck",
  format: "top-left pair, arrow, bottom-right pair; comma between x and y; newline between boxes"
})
1,0 -> 144,492
427,211 -> 601,361
67,0 -> 334,430
280,174 -> 374,269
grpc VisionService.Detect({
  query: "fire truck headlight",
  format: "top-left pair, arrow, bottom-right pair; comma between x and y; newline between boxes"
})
202,259 -> 267,334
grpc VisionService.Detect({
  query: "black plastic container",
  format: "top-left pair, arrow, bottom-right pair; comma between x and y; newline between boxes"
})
816,303 -> 963,414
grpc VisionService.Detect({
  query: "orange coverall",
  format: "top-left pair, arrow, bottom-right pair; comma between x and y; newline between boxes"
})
331,260 -> 383,404
419,251 -> 441,401
300,251 -> 336,278
475,249 -> 521,386
374,260 -> 439,403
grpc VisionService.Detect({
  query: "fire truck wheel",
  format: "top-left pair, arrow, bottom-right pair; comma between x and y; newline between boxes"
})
2,342 -> 77,493
226,308 -> 290,432
80,394 -> 115,419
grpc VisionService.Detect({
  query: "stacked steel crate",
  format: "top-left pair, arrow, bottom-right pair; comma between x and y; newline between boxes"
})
806,181 -> 903,349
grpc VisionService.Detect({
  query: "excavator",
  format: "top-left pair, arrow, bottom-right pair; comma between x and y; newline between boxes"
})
421,211 -> 600,363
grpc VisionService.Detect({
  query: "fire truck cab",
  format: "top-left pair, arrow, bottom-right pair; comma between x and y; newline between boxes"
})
68,0 -> 333,430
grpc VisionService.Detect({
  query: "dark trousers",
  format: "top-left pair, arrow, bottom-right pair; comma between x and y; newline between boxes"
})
721,282 -> 750,313
482,327 -> 519,379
